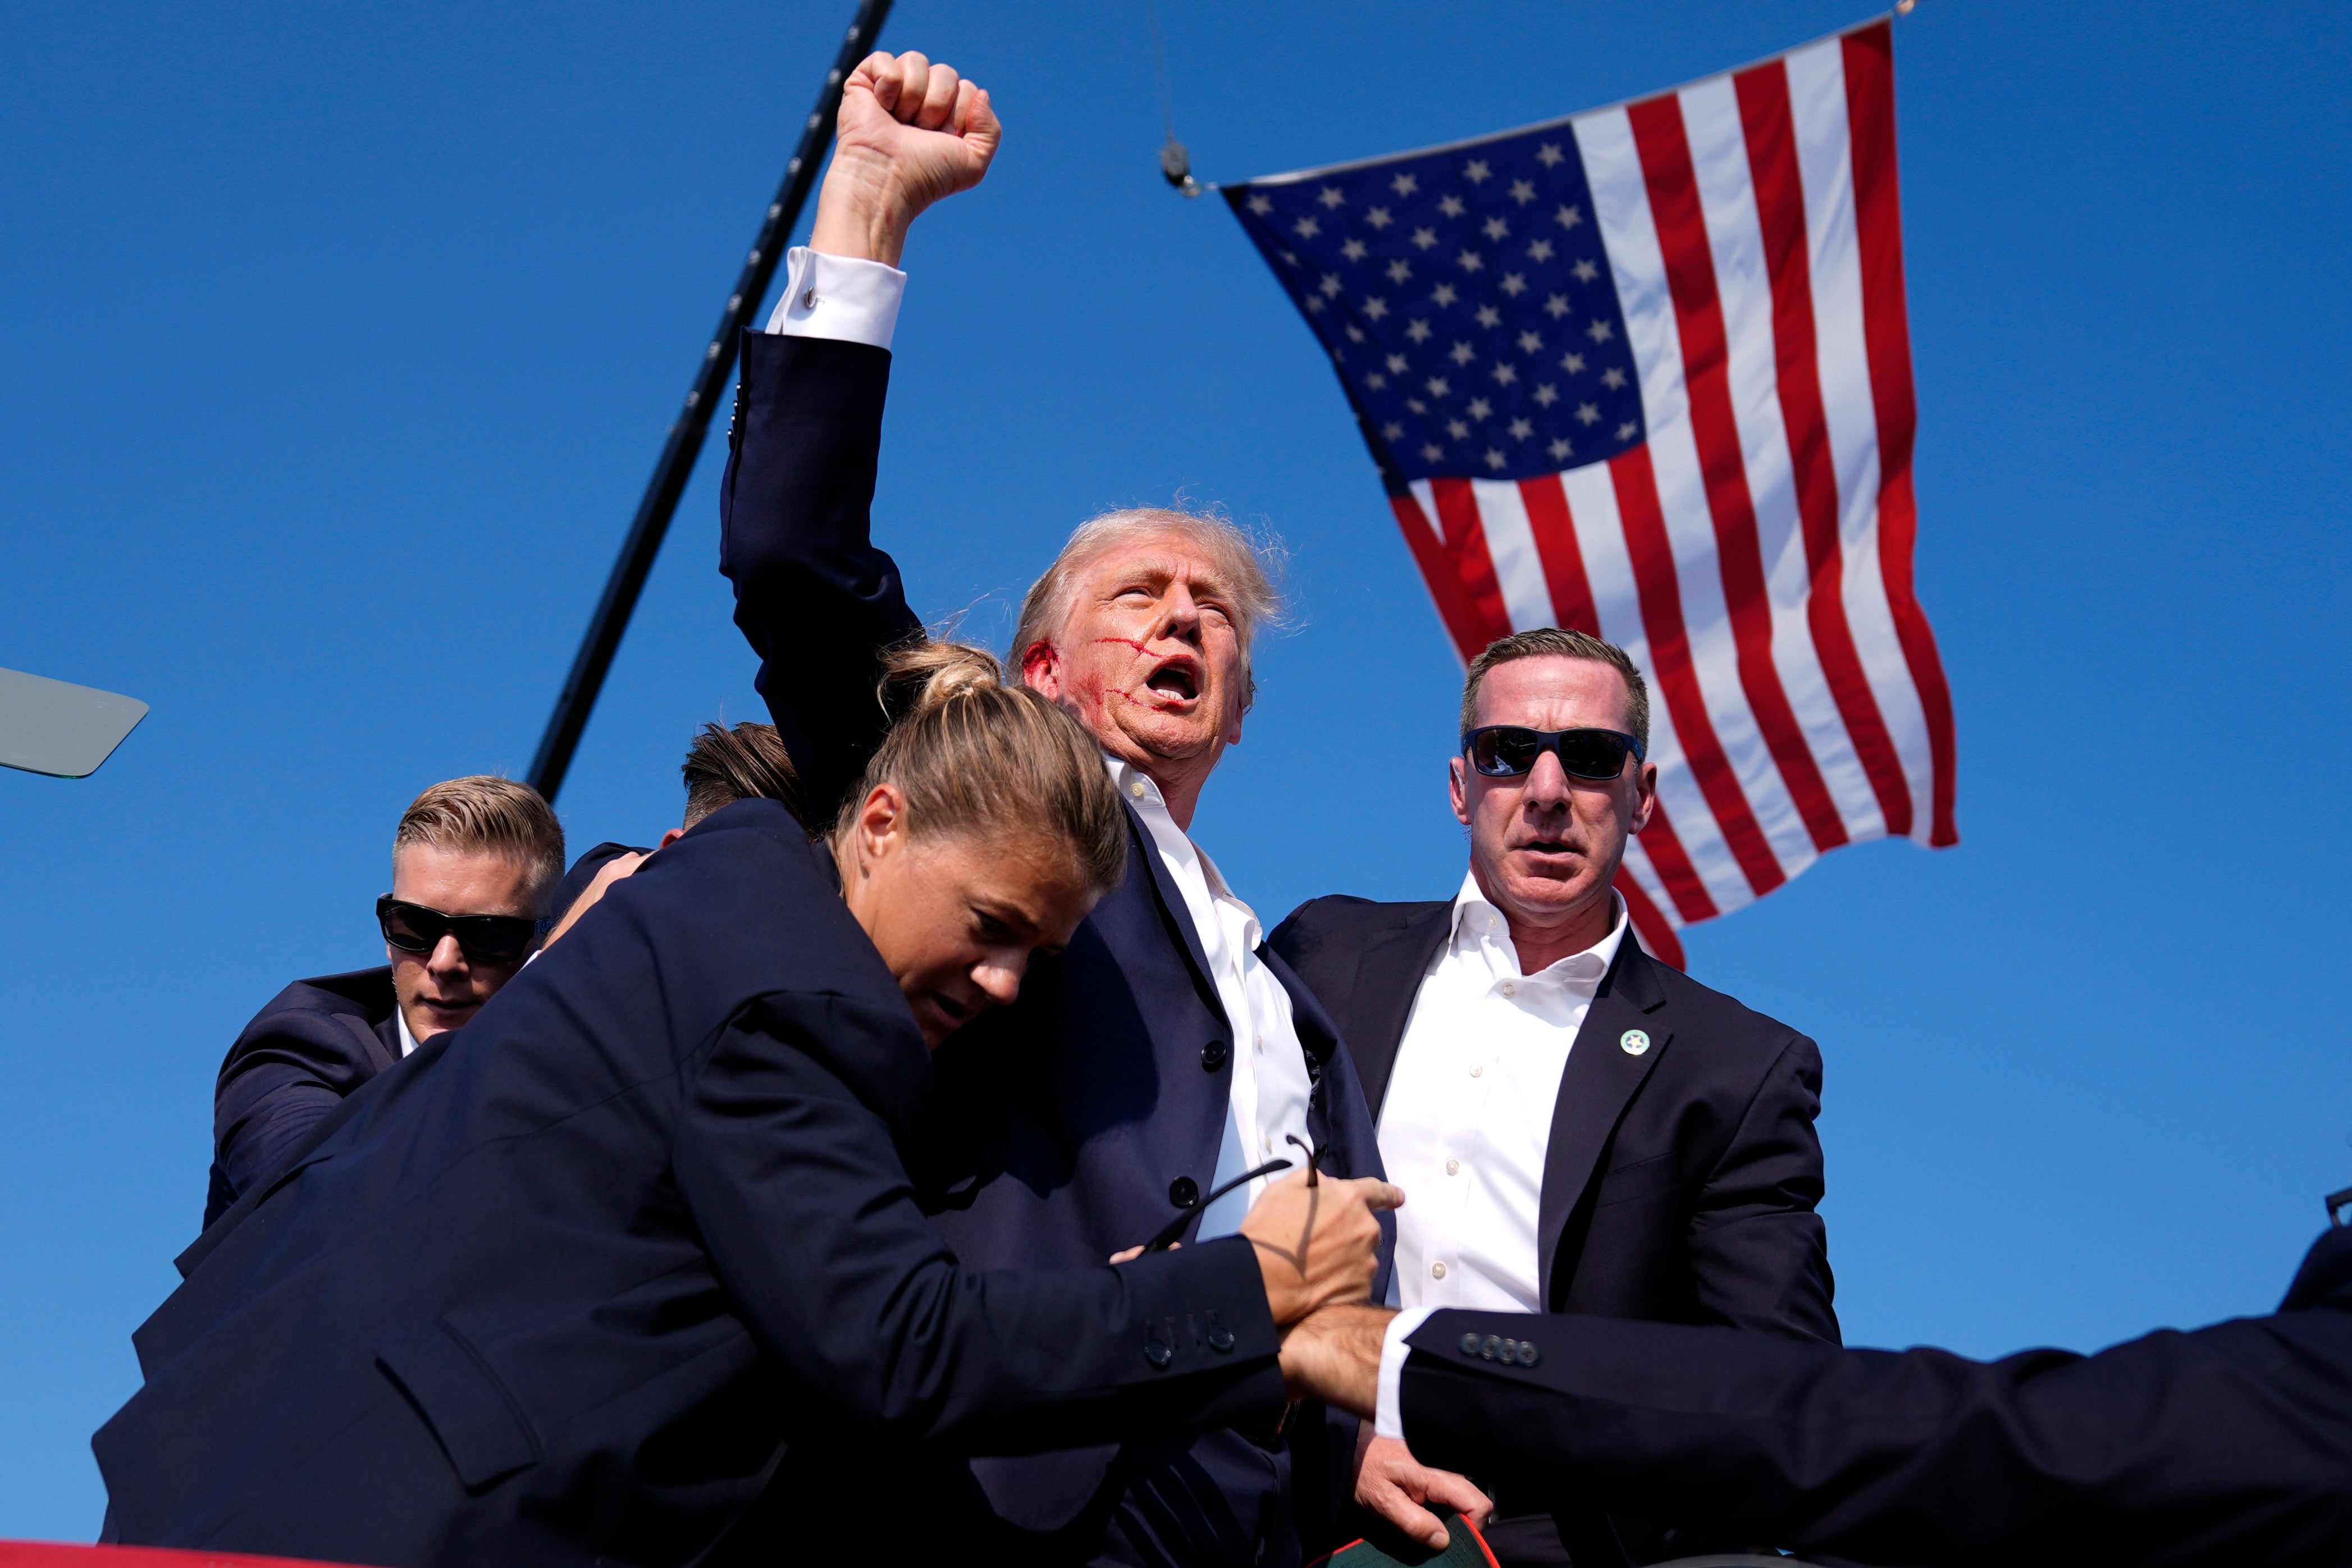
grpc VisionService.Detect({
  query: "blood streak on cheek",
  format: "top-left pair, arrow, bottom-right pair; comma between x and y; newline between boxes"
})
1094,637 -> 1154,656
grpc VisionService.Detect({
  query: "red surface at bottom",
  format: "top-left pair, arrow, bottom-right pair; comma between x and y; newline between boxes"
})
0,1545 -> 364,1568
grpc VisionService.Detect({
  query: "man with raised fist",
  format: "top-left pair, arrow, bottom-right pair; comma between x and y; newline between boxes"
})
718,48 -> 1470,1568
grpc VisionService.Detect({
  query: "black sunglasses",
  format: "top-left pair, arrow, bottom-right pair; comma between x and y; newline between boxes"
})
376,897 -> 538,966
1463,725 -> 1647,781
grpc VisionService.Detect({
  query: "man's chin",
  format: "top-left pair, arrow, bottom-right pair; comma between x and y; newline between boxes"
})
1118,712 -> 1223,764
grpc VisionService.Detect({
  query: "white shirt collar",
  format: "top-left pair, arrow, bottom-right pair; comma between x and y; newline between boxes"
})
1447,867 -> 1629,984
1103,754 -> 1247,910
395,1003 -> 419,1058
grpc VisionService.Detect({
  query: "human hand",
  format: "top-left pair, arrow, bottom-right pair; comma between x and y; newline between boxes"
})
1353,1429 -> 1492,1552
540,852 -> 647,949
1106,1241 -> 1177,1264
809,51 -> 1001,267
1277,1303 -> 1389,1415
1241,1172 -> 1401,1325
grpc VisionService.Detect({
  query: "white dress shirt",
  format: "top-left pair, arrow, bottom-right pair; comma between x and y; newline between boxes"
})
395,1004 -> 419,1059
1381,872 -> 1628,1314
1107,757 -> 1316,1238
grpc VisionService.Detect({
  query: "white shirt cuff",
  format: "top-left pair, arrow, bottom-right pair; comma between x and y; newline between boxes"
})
763,247 -> 905,350
1374,1306 -> 1436,1440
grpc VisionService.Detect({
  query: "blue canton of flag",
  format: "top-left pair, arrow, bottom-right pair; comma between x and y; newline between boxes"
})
1227,136 -> 1643,483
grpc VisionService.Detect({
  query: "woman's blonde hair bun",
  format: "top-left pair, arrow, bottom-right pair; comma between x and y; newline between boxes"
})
844,638 -> 1128,896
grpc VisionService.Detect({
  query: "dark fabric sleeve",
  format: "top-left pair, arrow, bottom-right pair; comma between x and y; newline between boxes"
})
720,331 -> 925,828
212,1014 -> 385,1216
673,991 -> 1288,1453
1401,1288 -> 2352,1567
1686,1032 -> 1839,1345
544,842 -> 647,927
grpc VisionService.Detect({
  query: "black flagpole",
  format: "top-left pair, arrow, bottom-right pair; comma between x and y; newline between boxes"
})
527,0 -> 893,802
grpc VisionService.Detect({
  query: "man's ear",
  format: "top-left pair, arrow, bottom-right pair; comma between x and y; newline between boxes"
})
1629,761 -> 1659,835
1448,756 -> 1472,828
1020,639 -> 1062,698
657,827 -> 687,850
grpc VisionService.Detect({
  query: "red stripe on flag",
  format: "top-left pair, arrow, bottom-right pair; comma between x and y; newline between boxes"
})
1733,58 -> 1917,840
1428,478 -> 1515,648
1607,445 -> 1785,898
1631,796 -> 1720,925
1625,92 -> 1848,858
1614,869 -> 1687,970
1843,21 -> 1958,847
1516,474 -> 1602,635
1388,491 -> 1492,664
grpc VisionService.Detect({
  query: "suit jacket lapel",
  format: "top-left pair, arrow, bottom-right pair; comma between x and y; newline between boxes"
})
1127,803 -> 1226,1028
1536,942 -> 1671,1302
1349,906 -> 1456,1117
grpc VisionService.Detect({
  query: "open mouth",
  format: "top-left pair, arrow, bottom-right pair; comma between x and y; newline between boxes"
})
1144,658 -> 1200,705
930,991 -> 975,1025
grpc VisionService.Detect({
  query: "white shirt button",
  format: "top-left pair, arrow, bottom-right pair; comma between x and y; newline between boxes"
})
1431,1262 -> 1447,1279
1445,1159 -> 1460,1176
1500,982 -> 1517,998
1469,1064 -> 1483,1078
1128,780 -> 1147,799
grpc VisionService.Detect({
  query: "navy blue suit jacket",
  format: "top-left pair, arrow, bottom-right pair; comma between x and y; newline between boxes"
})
720,331 -> 1391,1565
206,967 -> 405,1228
1404,1224 -> 2352,1566
1269,897 -> 1835,1342
1271,897 -> 1833,1561
95,801 -> 1289,1568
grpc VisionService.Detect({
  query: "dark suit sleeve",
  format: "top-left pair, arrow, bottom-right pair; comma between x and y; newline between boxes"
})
1687,1032 -> 1839,1345
720,331 -> 925,826
212,1015 -> 383,1210
1401,1288 -> 2352,1566
673,989 -> 1287,1453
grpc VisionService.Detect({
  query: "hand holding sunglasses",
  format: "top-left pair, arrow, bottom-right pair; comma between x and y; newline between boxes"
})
377,897 -> 538,967
1462,725 -> 1646,781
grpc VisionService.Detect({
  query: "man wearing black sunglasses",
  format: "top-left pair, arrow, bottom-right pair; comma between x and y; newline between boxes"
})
203,775 -> 564,1228
1269,626 -> 1836,1566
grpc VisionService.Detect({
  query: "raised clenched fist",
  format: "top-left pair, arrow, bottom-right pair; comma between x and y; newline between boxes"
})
810,51 -> 1002,267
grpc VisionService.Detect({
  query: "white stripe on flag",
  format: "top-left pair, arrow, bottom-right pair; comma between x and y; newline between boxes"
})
1678,71 -> 1888,842
1559,460 -> 1755,915
1786,35 -> 1940,843
1577,103 -> 1815,884
1469,478 -> 1559,633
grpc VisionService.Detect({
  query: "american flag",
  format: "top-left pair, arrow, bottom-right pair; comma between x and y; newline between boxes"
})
1226,18 -> 1957,966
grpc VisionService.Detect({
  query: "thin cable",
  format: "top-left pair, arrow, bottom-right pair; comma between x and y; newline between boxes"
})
1143,0 -> 1207,194
1145,0 -> 1178,145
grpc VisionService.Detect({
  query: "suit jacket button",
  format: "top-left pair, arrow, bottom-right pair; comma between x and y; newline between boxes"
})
1168,1176 -> 1199,1209
1202,1040 -> 1230,1072
1208,1325 -> 1236,1352
1144,1338 -> 1173,1369
1458,1332 -> 1482,1356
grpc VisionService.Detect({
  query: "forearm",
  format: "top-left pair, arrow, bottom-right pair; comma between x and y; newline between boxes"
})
720,332 -> 921,820
1397,1309 -> 2352,1566
683,1017 -> 1285,1453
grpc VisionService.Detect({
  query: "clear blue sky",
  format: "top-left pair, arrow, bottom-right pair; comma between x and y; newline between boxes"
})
4,0 -> 2349,1540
